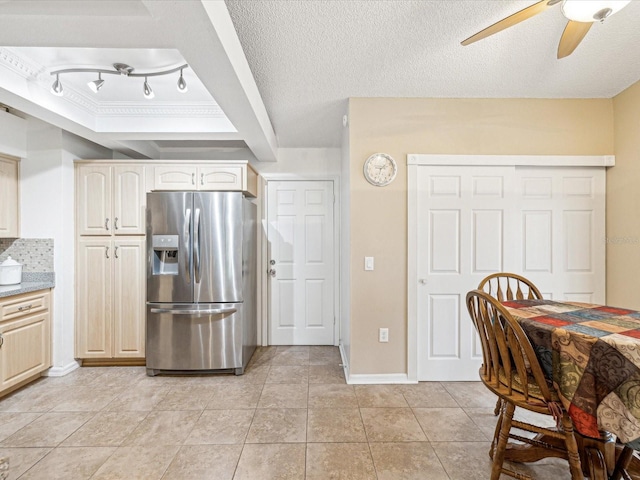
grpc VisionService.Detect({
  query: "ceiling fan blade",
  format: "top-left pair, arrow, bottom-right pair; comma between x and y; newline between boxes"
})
461,0 -> 560,46
557,20 -> 593,58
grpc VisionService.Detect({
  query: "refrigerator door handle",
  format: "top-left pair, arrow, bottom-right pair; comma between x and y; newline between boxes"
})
150,307 -> 237,315
184,208 -> 192,283
194,207 -> 201,283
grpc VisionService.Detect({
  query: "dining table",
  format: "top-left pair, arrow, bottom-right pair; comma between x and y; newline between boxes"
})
501,298 -> 640,479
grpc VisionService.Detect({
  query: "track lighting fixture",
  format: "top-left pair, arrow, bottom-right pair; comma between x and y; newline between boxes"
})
177,67 -> 188,92
49,63 -> 189,99
87,72 -> 104,93
143,76 -> 154,99
50,73 -> 63,96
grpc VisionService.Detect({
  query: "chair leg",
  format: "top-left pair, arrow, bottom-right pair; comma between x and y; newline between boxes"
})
560,413 -> 584,480
493,397 -> 502,416
611,446 -> 634,480
491,400 -> 515,480
489,401 -> 504,460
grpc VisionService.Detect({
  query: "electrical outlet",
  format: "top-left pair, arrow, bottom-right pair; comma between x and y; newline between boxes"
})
379,327 -> 389,343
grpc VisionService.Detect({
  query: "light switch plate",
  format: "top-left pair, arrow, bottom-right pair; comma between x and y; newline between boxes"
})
365,256 -> 374,271
379,328 -> 389,342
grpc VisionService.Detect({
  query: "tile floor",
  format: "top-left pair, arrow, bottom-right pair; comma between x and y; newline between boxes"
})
0,346 -> 574,479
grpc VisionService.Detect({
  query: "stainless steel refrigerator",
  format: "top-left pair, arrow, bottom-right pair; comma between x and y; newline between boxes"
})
145,191 -> 256,376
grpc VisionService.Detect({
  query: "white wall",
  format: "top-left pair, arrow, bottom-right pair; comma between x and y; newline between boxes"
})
0,109 -> 27,157
256,148 -> 341,176
20,118 -> 111,374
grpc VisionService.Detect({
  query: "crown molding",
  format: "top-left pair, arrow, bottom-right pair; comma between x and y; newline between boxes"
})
0,47 -> 47,80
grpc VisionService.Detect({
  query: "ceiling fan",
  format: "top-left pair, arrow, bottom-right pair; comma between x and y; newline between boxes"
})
461,0 -> 631,59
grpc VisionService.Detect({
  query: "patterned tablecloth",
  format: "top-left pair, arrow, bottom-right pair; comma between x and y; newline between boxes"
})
503,299 -> 640,446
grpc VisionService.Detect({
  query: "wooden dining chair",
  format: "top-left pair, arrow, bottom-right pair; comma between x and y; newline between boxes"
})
466,289 -> 583,480
478,273 -> 544,416
478,272 -> 543,303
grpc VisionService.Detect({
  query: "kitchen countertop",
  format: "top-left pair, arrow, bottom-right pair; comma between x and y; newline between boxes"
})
0,272 -> 55,298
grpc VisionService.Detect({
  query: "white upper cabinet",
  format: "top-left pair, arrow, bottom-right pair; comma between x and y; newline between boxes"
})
77,164 -> 145,236
152,165 -> 198,190
113,166 -> 146,235
0,155 -> 19,238
153,162 -> 257,197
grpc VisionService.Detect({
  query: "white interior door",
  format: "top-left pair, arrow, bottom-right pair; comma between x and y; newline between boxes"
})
415,164 -> 606,381
514,167 -> 606,304
267,180 -> 335,345
416,166 -> 517,381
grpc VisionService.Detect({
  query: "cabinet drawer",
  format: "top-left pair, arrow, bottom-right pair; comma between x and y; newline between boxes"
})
0,291 -> 50,322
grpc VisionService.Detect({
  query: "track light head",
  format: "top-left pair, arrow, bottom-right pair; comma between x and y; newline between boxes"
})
177,68 -> 188,93
143,77 -> 154,99
50,74 -> 63,96
88,72 -> 104,93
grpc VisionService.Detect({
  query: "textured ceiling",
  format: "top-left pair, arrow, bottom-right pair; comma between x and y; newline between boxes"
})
226,0 -> 640,148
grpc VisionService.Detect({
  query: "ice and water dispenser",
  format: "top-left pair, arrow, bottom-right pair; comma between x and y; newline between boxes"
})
152,235 -> 179,275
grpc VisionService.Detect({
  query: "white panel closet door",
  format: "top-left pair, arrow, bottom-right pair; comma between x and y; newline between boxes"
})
415,165 -> 606,381
514,167 -> 606,304
416,166 -> 517,381
267,180 -> 335,345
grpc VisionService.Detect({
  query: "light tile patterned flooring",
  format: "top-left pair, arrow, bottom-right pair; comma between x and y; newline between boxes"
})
0,346 -> 573,479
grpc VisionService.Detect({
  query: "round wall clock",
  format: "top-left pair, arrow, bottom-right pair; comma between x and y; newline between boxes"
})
363,153 -> 397,187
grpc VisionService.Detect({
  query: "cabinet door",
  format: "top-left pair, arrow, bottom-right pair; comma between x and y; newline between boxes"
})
113,238 -> 145,358
76,238 -> 112,358
198,165 -> 243,191
0,312 -> 50,391
77,165 -> 112,235
114,165 -> 145,235
154,165 -> 197,191
0,157 -> 19,238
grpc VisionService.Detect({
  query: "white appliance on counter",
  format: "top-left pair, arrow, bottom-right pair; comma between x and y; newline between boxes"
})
0,256 -> 22,285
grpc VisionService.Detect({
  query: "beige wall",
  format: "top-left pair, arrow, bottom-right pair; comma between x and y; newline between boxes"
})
608,81 -> 640,309
348,97 -> 614,375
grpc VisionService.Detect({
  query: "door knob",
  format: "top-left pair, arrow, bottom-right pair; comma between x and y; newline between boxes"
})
268,268 -> 276,277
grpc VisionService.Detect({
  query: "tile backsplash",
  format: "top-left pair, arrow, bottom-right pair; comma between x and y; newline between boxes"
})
0,238 -> 54,272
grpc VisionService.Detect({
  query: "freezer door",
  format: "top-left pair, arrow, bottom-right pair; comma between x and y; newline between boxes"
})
146,302 -> 244,372
193,192 -> 243,303
146,192 -> 193,303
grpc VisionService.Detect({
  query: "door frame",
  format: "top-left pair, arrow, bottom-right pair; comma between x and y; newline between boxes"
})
259,173 -> 341,347
407,154 -> 614,383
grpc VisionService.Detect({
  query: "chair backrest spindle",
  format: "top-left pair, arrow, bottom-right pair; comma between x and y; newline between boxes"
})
478,273 -> 543,302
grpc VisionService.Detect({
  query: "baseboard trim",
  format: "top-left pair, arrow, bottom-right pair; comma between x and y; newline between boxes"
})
339,343 -> 350,381
346,373 -> 418,385
44,360 -> 81,377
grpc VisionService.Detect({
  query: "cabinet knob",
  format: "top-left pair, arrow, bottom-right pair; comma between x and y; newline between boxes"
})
0,332 -> 3,349
114,217 -> 119,230
115,246 -> 119,259
201,173 -> 204,185
105,218 -> 110,231
105,246 -> 110,259
191,173 -> 195,185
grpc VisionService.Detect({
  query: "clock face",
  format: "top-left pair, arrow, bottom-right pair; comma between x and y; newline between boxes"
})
364,153 -> 397,186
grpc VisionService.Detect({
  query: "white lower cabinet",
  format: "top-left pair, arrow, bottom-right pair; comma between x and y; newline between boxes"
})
76,237 -> 145,359
0,290 -> 51,395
